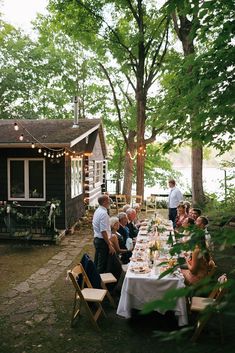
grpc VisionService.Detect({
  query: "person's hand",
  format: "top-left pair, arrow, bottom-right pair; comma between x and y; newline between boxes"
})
109,244 -> 115,254
187,258 -> 192,266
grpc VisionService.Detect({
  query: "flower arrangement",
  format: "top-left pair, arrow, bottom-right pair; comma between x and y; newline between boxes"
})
149,240 -> 161,253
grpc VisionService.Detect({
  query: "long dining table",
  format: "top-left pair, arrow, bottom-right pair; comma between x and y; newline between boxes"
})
116,218 -> 188,327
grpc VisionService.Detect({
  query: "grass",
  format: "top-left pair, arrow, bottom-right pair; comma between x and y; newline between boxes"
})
0,211 -> 235,353
0,241 -> 61,294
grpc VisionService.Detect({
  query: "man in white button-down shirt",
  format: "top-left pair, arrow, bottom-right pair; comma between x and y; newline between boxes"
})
93,195 -> 115,273
168,179 -> 183,228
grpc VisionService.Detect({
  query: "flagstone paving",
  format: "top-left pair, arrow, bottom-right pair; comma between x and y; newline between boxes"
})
0,232 -> 93,333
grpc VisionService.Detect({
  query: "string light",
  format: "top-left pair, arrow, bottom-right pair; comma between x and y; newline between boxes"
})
13,122 -> 89,161
14,123 -> 19,131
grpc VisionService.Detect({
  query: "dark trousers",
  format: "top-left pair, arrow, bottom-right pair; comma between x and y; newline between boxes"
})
94,237 -> 109,274
169,208 -> 177,228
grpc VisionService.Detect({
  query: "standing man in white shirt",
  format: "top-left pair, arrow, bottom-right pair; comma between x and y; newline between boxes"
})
168,179 -> 183,228
92,195 -> 115,273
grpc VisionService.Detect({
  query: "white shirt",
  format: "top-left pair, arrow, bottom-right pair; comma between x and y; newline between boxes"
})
92,205 -> 111,239
205,229 -> 214,252
168,186 -> 183,208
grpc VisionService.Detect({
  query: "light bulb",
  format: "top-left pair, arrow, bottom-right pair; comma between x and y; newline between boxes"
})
19,134 -> 24,141
14,123 -> 19,131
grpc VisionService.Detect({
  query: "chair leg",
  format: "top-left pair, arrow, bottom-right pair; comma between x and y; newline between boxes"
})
106,290 -> 116,308
84,302 -> 101,331
71,293 -> 81,327
219,313 -> 224,343
191,313 -> 212,342
101,282 -> 116,308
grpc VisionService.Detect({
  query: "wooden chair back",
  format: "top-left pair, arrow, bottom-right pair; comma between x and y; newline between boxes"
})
68,264 -> 107,330
115,194 -> 127,211
191,274 -> 228,342
145,195 -> 157,213
131,195 -> 143,207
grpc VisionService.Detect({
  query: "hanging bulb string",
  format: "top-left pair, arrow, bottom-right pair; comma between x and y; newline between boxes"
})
13,121 -> 90,159
15,121 -> 65,153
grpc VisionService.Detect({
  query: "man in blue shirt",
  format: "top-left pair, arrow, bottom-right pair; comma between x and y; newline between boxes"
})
168,179 -> 183,228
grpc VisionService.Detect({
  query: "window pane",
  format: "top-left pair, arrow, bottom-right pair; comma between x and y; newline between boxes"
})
29,161 -> 44,198
10,161 -> 25,198
71,158 -> 83,198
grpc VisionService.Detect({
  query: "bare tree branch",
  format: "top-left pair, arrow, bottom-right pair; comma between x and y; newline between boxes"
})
99,62 -> 129,148
125,0 -> 139,24
172,11 -> 180,37
144,18 -> 170,92
124,73 -> 136,93
75,0 -> 138,69
145,14 -> 168,56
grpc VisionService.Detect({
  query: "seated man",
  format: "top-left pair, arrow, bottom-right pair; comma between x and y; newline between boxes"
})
126,208 -> 139,239
189,208 -> 202,221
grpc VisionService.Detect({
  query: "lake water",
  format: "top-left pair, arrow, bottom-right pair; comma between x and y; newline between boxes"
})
145,167 -> 228,198
107,167 -> 233,200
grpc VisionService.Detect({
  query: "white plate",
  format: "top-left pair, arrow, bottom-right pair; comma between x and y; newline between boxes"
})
130,266 -> 151,274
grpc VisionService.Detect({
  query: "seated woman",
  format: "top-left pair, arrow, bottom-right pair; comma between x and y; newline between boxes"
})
175,203 -> 188,232
181,231 -> 212,285
183,201 -> 191,215
110,216 -> 132,264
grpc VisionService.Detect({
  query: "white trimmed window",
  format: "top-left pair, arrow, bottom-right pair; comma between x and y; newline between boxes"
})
71,157 -> 83,198
8,158 -> 45,201
94,161 -> 103,186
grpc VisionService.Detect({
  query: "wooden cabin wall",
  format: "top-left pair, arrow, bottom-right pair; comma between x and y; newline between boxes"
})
0,148 -> 66,229
64,140 -> 86,229
84,135 -> 106,206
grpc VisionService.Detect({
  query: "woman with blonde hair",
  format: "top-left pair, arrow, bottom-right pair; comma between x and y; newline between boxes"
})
175,203 -> 188,231
110,217 -> 132,264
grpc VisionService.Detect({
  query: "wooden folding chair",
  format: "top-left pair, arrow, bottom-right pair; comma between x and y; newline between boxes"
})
145,195 -> 157,214
100,272 -> 117,308
80,253 -> 117,308
115,194 -> 127,212
190,274 -> 228,342
131,195 -> 143,207
68,264 -> 107,330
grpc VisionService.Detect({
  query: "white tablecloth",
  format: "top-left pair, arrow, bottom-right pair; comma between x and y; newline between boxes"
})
116,228 -> 188,326
116,268 -> 188,326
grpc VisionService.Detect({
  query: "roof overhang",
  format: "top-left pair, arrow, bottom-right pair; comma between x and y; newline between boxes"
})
70,124 -> 100,147
0,143 -> 69,148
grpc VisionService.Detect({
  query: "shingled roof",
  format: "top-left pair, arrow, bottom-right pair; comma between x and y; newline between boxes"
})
0,119 -> 102,148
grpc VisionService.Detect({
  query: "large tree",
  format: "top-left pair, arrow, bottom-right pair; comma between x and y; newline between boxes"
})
47,0 -> 170,198
156,0 -> 235,205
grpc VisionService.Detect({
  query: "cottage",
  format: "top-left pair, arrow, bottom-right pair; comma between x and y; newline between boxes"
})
0,118 -> 107,239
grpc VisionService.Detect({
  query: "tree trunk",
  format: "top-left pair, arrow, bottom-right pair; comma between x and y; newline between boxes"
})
136,150 -> 145,198
191,138 -> 205,206
123,150 -> 134,199
173,13 -> 205,206
136,72 -> 146,200
123,131 -> 136,200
